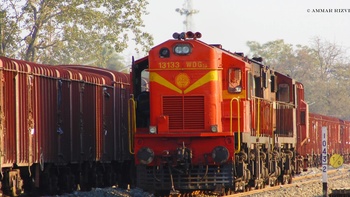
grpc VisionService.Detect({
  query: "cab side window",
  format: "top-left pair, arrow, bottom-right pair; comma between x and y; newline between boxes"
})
228,68 -> 242,93
141,70 -> 149,92
277,83 -> 290,102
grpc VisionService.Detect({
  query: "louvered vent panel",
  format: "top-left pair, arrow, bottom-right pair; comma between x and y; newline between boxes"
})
163,96 -> 205,130
163,96 -> 183,129
184,96 -> 204,129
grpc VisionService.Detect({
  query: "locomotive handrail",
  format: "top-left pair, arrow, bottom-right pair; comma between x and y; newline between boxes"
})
230,97 -> 241,153
271,100 -> 274,147
0,150 -> 2,178
128,95 -> 136,154
0,70 -> 3,176
253,97 -> 294,137
258,98 -> 260,138
251,96 -> 264,138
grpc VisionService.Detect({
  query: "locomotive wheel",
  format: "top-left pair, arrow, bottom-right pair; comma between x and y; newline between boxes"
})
281,176 -> 287,185
271,178 -> 278,186
225,188 -> 233,195
277,179 -> 281,185
245,185 -> 251,191
254,184 -> 259,190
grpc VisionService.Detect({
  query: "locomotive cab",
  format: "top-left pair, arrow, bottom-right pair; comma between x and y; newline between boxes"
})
131,56 -> 150,128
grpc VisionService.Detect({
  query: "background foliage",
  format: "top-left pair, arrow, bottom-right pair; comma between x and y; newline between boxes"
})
1,0 -> 350,119
0,0 -> 153,70
247,38 -> 350,119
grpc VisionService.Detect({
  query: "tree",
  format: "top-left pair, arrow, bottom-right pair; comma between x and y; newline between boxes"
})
105,53 -> 127,72
0,4 -> 22,57
246,39 -> 317,79
247,38 -> 350,119
0,0 -> 153,67
307,37 -> 350,118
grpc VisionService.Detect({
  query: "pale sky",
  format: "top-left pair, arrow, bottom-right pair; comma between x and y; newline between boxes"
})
126,0 -> 350,60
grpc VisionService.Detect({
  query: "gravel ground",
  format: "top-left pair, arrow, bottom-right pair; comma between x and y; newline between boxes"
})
53,187 -> 154,197
249,165 -> 350,197
52,165 -> 350,197
249,174 -> 350,197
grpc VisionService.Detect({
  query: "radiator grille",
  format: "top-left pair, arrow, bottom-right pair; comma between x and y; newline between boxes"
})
163,96 -> 204,130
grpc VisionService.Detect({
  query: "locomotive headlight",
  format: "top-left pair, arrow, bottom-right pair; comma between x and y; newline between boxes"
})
137,147 -> 154,165
174,44 -> 191,55
149,126 -> 157,134
211,125 -> 218,132
212,146 -> 229,164
159,47 -> 170,58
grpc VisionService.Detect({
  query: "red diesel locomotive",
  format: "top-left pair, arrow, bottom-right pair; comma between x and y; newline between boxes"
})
130,32 -> 349,195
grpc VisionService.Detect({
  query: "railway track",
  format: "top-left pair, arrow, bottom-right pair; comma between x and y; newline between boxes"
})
224,167 -> 349,197
50,167 -> 349,197
164,167 -> 350,197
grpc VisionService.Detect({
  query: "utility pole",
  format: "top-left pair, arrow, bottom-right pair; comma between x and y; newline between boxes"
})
175,0 -> 199,31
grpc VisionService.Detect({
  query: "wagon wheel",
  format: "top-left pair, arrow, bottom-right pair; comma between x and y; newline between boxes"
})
48,175 -> 58,195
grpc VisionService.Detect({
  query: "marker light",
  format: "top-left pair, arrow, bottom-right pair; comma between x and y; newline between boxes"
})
172,32 -> 202,40
179,32 -> 186,39
195,32 -> 202,38
186,31 -> 194,38
149,126 -> 157,134
211,125 -> 218,132
173,32 -> 180,40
